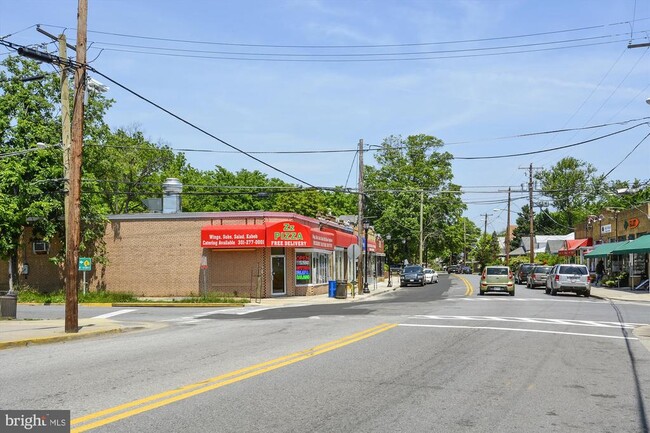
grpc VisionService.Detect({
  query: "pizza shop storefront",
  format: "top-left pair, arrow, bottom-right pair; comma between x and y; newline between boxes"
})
201,220 -> 357,297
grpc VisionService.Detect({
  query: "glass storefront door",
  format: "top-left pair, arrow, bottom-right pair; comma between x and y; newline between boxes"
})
271,256 -> 286,295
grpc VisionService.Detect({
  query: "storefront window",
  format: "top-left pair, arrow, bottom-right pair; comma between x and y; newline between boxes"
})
335,249 -> 345,280
296,251 -> 330,285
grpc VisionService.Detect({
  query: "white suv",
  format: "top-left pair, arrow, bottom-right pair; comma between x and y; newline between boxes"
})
545,264 -> 591,297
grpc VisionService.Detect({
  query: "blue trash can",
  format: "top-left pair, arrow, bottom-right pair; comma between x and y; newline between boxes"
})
328,280 -> 337,297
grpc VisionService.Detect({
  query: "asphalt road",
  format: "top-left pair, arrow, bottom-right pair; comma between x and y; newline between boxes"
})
3,274 -> 649,433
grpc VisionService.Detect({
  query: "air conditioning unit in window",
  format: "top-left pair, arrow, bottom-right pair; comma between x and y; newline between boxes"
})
33,241 -> 50,254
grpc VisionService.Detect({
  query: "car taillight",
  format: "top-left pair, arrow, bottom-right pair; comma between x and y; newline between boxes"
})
555,275 -> 560,281
586,275 -> 590,283
481,272 -> 486,280
531,273 -> 536,279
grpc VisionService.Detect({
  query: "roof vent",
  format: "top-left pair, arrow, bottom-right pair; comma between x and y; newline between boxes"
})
162,178 -> 183,214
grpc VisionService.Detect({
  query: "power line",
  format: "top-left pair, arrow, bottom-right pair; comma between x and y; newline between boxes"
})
86,66 -> 316,188
454,122 -> 648,160
36,19 -> 649,48
601,131 -> 650,180
84,33 -> 632,58
79,116 -> 650,156
86,38 -> 632,62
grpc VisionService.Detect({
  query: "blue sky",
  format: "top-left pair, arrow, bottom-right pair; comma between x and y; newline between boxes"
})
1,0 -> 649,233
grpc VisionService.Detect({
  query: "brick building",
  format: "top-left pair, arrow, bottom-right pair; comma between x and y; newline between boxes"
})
2,211 -> 384,298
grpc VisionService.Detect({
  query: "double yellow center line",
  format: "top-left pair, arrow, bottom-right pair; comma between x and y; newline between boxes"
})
452,274 -> 474,296
71,323 -> 397,432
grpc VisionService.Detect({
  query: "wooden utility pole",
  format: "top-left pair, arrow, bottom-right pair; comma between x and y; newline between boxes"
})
356,139 -> 364,297
480,213 -> 492,236
528,163 -> 535,264
419,190 -> 424,265
65,0 -> 87,333
505,187 -> 512,265
59,34 -> 71,239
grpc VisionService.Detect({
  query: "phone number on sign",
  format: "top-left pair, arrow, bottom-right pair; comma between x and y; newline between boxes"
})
237,239 -> 265,246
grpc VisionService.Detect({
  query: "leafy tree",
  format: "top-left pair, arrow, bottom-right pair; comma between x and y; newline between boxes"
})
83,126 -> 186,214
473,232 -> 500,269
534,157 -> 598,228
364,134 -> 465,263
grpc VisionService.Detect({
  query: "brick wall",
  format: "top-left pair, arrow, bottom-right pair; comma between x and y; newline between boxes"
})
0,228 -> 62,292
100,218 -> 207,296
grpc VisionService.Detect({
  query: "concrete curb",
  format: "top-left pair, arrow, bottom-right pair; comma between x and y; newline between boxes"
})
0,326 -> 144,350
19,302 -> 247,308
112,303 -> 246,308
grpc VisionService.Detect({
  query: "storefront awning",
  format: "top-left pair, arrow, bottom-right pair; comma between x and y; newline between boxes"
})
201,221 -> 338,250
558,238 -> 592,256
322,228 -> 358,248
610,235 -> 650,255
201,225 -> 266,248
311,229 -> 334,250
584,240 -> 630,258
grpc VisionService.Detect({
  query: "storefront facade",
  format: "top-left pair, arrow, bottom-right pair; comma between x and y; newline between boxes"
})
1,211 -> 384,298
576,204 -> 650,288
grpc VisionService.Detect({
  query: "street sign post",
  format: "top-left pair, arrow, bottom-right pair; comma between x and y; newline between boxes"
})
78,257 -> 92,295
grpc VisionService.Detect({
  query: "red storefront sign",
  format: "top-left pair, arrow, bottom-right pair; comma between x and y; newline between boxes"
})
311,229 -> 334,250
202,221 -> 341,250
266,221 -> 311,248
201,225 -> 266,248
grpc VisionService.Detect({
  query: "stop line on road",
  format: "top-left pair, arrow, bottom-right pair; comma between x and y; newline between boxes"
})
400,314 -> 647,340
410,314 -> 647,329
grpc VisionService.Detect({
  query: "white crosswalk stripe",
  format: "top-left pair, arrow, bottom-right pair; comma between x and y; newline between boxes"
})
162,307 -> 277,325
410,315 -> 647,329
92,309 -> 138,319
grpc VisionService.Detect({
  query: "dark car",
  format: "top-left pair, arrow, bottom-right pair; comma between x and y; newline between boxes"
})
400,265 -> 425,287
461,266 -> 472,274
447,265 -> 459,274
515,263 -> 538,285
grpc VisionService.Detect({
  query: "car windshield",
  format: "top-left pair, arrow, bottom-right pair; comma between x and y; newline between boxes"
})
533,266 -> 552,274
403,266 -> 422,273
424,269 -> 433,274
559,266 -> 588,275
486,267 -> 509,275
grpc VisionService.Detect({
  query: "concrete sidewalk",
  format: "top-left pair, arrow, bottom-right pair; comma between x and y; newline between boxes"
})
0,318 -> 153,350
2,276 -> 648,350
589,285 -> 650,303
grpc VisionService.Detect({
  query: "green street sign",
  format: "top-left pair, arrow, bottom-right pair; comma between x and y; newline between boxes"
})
78,257 -> 92,271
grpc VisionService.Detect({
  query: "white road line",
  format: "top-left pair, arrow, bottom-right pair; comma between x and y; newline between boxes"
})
92,309 -> 138,319
235,307 -> 273,315
398,323 -> 638,340
411,315 -> 645,329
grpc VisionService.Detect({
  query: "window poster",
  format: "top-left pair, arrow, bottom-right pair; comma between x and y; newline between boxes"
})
296,253 -> 311,285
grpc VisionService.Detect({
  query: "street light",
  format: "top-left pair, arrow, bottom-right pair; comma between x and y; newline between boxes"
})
0,142 -> 49,158
386,234 -> 392,287
363,219 -> 370,293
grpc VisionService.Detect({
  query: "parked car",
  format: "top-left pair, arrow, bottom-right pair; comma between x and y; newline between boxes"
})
423,268 -> 439,284
460,266 -> 472,274
447,265 -> 459,274
389,264 -> 403,274
545,264 -> 591,297
479,266 -> 515,296
527,265 -> 552,289
400,265 -> 425,287
515,263 -> 538,285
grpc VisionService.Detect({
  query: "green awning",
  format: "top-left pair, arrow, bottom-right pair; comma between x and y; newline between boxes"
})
584,240 -> 630,258
610,235 -> 650,255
